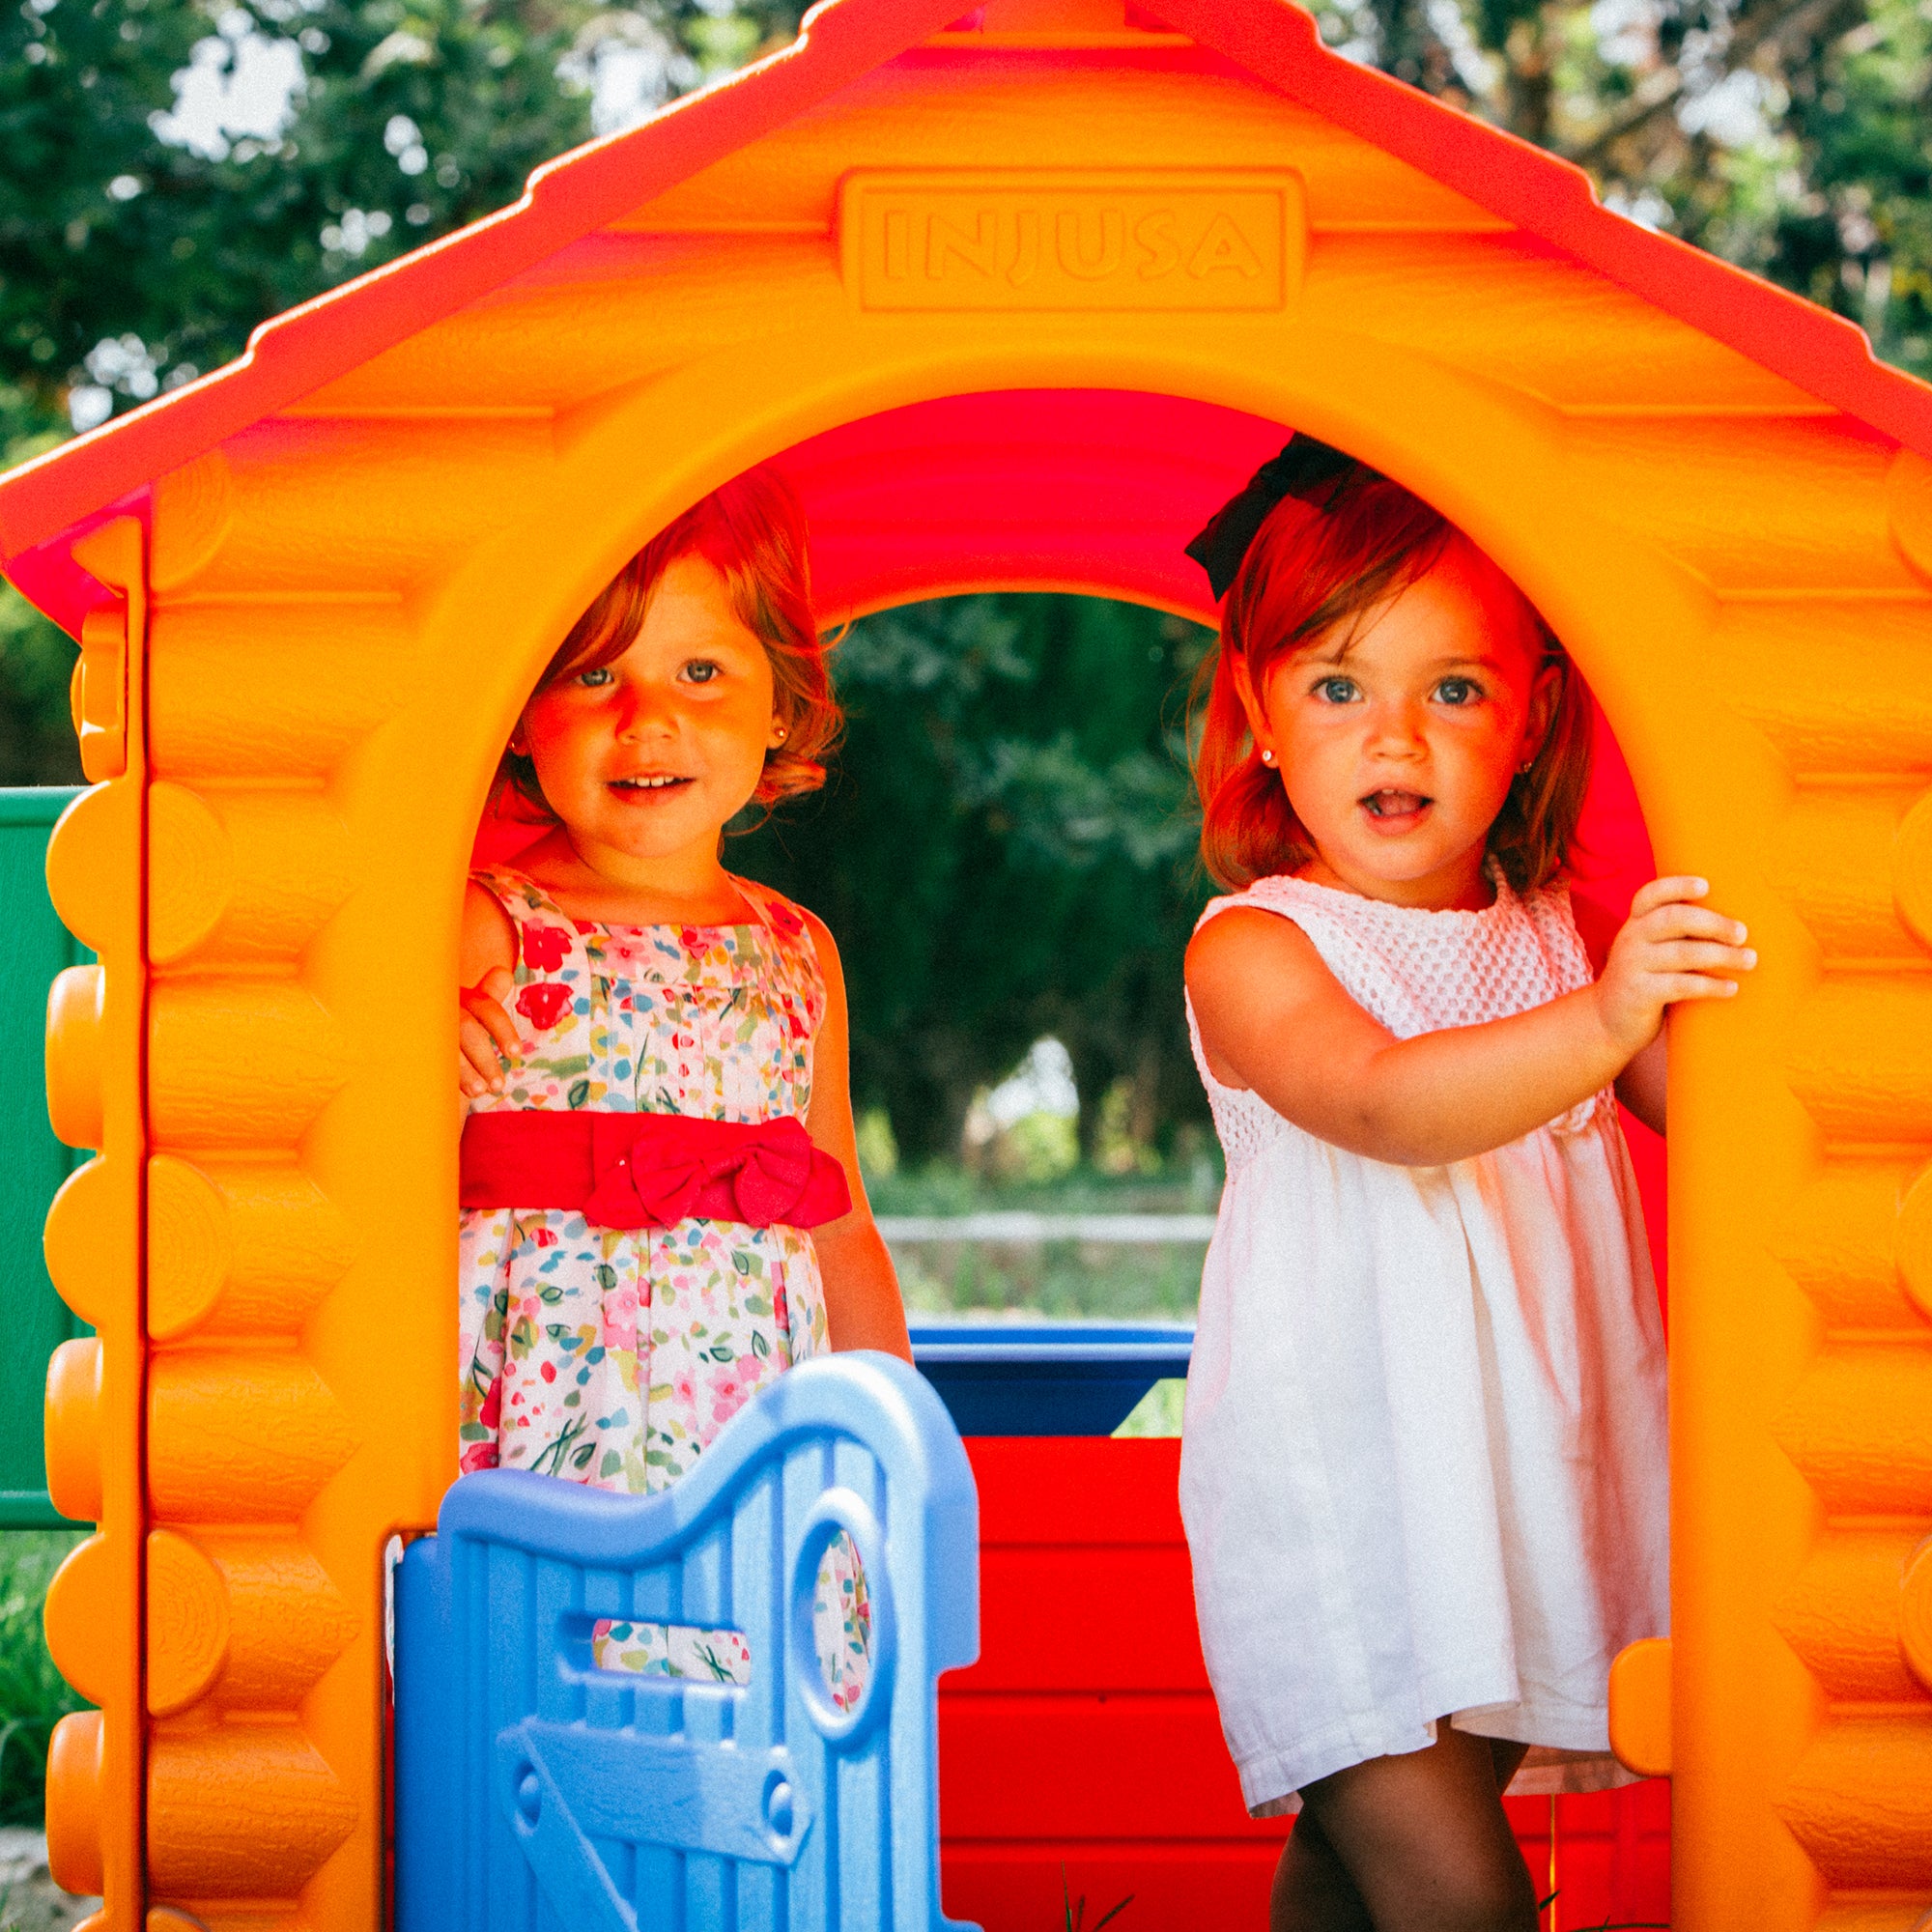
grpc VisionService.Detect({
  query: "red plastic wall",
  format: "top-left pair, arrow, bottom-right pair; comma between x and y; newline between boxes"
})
943,1437 -> 1671,1928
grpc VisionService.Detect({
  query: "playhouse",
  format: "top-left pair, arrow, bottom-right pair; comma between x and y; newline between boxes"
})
5,0 -> 1932,1923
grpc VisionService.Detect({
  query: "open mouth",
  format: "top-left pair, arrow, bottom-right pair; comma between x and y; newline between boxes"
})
610,775 -> 693,796
1361,788 -> 1430,821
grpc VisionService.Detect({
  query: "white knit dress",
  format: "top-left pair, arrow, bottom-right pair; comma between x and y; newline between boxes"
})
1179,871 -> 1668,1816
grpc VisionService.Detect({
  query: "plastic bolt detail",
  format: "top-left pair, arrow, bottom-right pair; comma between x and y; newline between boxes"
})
71,604 -> 128,784
44,964 -> 106,1152
1607,1635 -> 1672,1779
43,1338 -> 103,1523
43,1536 -> 119,1711
44,1709 -> 104,1897
43,782 -> 128,957
763,1771 -> 794,1841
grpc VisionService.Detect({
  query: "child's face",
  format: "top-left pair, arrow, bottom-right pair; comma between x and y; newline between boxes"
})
1240,539 -> 1555,908
518,554 -> 782,869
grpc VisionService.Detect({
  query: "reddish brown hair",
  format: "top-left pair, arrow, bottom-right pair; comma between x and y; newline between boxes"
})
502,465 -> 841,814
1191,474 -> 1592,893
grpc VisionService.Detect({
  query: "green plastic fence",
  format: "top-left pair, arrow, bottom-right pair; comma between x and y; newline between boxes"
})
0,788 -> 87,1529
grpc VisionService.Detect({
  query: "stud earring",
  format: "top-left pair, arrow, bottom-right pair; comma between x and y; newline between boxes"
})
773,724 -> 787,742
1261,748 -> 1275,766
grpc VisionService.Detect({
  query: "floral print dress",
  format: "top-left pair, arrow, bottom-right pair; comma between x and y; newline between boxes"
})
459,866 -> 868,1704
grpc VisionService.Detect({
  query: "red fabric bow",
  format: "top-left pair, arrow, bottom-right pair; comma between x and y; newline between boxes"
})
584,1114 -> 840,1230
460,1110 -> 851,1231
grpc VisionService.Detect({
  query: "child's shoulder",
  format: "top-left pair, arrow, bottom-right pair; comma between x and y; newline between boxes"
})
731,874 -> 814,944
1193,871 -> 1368,943
1185,874 -> 1351,994
469,865 -> 554,920
729,875 -> 838,987
1198,869 -> 1304,918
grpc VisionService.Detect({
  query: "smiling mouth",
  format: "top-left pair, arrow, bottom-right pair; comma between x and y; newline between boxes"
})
611,775 -> 692,795
1361,788 -> 1430,820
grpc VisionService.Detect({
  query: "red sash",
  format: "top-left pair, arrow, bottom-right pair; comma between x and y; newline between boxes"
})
460,1112 -> 851,1231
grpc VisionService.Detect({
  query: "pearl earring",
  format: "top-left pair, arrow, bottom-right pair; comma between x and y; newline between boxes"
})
774,724 -> 787,742
1261,748 -> 1275,766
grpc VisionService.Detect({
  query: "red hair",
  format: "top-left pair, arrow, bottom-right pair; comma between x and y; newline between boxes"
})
501,465 -> 841,813
1191,475 -> 1592,893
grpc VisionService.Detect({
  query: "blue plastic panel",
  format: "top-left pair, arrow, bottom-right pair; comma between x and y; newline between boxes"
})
908,1321 -> 1194,1435
395,1350 -> 980,1932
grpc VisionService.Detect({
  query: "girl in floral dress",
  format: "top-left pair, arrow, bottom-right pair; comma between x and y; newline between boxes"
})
455,467 -> 909,1705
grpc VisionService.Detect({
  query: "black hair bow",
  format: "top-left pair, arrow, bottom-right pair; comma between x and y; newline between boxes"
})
1184,434 -> 1381,601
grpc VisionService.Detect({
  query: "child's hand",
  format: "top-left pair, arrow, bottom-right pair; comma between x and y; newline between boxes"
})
460,967 -> 519,1102
1593,877 -> 1756,1060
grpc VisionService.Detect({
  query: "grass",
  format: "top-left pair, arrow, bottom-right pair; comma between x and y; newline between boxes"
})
1063,1864 -> 1133,1930
876,1157 -> 1217,1327
869,1156 -> 1222,1221
895,1237 -> 1206,1323
0,1533 -> 84,1830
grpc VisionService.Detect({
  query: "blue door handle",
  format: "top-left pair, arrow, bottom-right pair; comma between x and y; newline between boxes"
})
497,1717 -> 814,1930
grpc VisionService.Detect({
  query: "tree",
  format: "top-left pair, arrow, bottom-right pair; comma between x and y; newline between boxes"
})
732,595 -> 1216,1164
1310,0 -> 1932,375
0,0 -> 801,780
4,0 -> 1929,1152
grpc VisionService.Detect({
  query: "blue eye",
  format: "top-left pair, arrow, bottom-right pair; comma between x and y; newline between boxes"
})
1435,677 -> 1480,704
683,661 -> 722,684
576,666 -> 614,688
1314,676 -> 1357,704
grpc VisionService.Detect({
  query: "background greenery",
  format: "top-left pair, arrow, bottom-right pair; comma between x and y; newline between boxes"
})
6,0 -> 1928,1159
734,595 -> 1216,1162
0,1535 -> 82,1829
0,0 -> 1922,1853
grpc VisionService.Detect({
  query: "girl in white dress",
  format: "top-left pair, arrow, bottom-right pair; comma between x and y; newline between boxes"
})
1179,441 -> 1754,1930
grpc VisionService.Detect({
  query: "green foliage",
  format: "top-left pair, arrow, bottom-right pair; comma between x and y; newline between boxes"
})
732,594 -> 1215,1162
1063,1866 -> 1133,1932
0,391 -> 78,785
1113,1377 -> 1184,1436
4,0 -> 1930,1139
0,0 -> 801,440
1309,0 -> 1932,380
0,1533 -> 85,1829
0,592 -> 77,788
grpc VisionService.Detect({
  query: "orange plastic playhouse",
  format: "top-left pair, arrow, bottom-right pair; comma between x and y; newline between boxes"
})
6,0 -> 1932,1925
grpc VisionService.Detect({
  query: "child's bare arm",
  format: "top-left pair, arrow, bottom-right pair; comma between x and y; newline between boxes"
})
1615,1034 -> 1668,1136
800,912 -> 914,1362
1186,877 -> 1751,1166
458,882 -> 519,1107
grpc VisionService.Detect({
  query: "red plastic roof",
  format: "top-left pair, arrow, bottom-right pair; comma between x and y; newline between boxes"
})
4,0 -> 1927,621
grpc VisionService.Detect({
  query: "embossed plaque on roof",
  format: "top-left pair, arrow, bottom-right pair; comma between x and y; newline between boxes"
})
839,171 -> 1304,313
